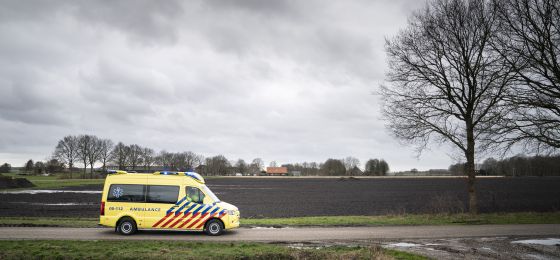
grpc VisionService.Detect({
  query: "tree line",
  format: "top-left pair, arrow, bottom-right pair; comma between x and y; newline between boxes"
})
480,155 -> 560,176
448,155 -> 560,176
33,134 -> 393,177
281,157 -> 389,176
45,135 -> 390,177
382,0 -> 559,213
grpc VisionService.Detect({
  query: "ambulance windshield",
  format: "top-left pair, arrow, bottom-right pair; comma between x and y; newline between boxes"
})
202,185 -> 220,202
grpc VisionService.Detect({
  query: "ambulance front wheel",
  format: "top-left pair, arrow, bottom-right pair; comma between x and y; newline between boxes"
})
205,219 -> 224,236
117,217 -> 137,235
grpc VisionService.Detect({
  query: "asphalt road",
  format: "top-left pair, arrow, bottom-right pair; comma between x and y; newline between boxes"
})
1,224 -> 559,242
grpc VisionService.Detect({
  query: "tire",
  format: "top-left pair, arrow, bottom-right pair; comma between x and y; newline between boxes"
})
204,219 -> 224,236
117,217 -> 137,235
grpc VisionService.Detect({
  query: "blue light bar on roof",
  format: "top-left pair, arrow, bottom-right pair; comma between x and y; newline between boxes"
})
184,172 -> 205,184
107,170 -> 127,174
160,171 -> 178,175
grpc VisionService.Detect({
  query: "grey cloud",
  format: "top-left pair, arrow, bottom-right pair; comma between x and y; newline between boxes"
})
0,0 -> 452,171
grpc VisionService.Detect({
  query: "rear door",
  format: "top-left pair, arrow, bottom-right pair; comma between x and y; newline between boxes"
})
105,183 -> 146,226
144,185 -> 182,229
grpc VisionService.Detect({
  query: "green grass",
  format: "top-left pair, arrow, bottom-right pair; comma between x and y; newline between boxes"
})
2,172 -> 103,190
242,212 -> 560,226
0,240 -> 427,260
1,212 -> 558,228
0,217 -> 99,228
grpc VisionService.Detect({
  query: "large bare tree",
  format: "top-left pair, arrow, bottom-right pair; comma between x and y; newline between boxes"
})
53,135 -> 79,178
494,0 -> 560,151
381,0 -> 515,213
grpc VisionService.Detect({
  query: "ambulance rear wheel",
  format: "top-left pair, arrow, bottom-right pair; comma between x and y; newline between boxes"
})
117,217 -> 137,235
205,219 -> 224,236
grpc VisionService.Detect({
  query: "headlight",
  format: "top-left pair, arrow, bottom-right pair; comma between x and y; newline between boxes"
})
227,210 -> 236,215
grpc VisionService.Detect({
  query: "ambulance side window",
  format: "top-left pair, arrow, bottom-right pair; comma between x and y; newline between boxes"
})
146,185 -> 179,204
186,187 -> 205,204
107,184 -> 145,202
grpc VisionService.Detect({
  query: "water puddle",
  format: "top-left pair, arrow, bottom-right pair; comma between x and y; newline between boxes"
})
387,242 -> 420,247
1,190 -> 101,194
511,238 -> 560,246
250,226 -> 293,230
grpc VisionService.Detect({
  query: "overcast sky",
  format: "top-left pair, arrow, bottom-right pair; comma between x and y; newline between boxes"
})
0,0 -> 458,171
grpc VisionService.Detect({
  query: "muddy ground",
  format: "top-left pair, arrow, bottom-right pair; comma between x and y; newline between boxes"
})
296,236 -> 560,259
1,177 -> 559,218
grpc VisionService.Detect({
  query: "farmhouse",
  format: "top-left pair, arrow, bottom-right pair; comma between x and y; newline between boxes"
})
266,167 -> 288,176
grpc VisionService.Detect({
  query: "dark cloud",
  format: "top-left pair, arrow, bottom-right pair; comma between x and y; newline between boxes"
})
0,0 -> 453,170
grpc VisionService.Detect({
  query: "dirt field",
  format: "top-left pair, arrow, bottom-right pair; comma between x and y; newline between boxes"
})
1,177 -> 559,218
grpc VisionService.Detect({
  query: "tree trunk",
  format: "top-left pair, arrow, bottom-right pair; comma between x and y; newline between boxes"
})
90,164 -> 94,179
465,120 -> 478,214
69,162 -> 73,179
83,162 -> 87,179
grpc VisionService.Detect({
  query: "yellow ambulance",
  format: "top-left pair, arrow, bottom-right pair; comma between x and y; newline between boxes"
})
99,171 -> 240,236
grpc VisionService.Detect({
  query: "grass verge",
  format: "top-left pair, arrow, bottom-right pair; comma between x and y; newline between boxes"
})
1,173 -> 103,190
0,212 -> 559,228
242,212 -> 560,226
0,240 -> 427,260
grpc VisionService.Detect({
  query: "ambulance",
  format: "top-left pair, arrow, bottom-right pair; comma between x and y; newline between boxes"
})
99,170 -> 240,236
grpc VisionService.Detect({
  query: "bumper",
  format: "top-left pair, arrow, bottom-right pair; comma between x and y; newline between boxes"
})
225,212 -> 240,229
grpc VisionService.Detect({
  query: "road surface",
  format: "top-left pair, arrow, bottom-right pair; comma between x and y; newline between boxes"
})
1,224 -> 559,242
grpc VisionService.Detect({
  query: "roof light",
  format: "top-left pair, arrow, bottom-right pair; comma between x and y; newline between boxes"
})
107,170 -> 127,174
159,171 -> 178,175
152,171 -> 205,183
184,172 -> 205,184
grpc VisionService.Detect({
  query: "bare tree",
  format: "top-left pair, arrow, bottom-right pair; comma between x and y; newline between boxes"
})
141,147 -> 155,170
86,136 -> 103,178
235,159 -> 247,174
53,135 -> 79,178
269,161 -> 278,167
203,155 -> 231,176
98,139 -> 113,173
381,0 -> 515,213
494,0 -> 560,151
156,150 -> 174,169
110,142 -> 129,170
378,159 -> 390,175
342,156 -> 360,175
127,144 -> 143,170
320,159 -> 346,176
248,158 -> 264,175
77,135 -> 96,177
184,151 -> 203,171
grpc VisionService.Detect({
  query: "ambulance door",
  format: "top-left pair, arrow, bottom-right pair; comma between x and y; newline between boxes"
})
180,186 -> 216,230
105,184 -> 146,226
144,184 -> 182,229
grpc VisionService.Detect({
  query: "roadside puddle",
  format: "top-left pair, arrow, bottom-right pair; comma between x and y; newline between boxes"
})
511,238 -> 560,246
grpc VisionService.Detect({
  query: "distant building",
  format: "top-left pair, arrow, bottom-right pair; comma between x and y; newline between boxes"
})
266,167 -> 288,176
290,170 -> 301,176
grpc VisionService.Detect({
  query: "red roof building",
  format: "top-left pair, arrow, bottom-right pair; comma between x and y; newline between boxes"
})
266,167 -> 288,175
